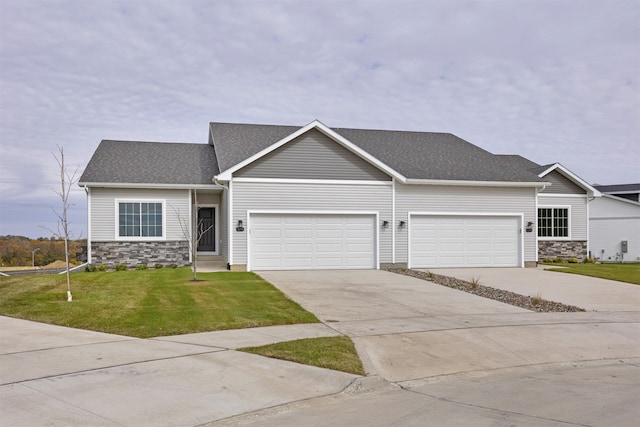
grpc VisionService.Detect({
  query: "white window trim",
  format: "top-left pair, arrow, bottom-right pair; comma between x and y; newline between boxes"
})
538,205 -> 572,241
195,204 -> 219,256
115,199 -> 167,241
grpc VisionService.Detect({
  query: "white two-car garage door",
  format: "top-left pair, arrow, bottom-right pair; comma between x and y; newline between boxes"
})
249,213 -> 376,270
410,215 -> 520,268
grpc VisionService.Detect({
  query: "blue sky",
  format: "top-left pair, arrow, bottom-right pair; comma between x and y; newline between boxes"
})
1,0 -> 639,238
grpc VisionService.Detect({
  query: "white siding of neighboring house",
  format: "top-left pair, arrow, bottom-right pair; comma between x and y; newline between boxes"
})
537,194 -> 588,241
90,188 -> 191,241
590,196 -> 640,262
232,181 -> 393,266
395,184 -> 538,264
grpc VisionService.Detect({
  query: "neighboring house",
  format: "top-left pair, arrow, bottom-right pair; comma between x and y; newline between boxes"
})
590,184 -> 640,262
79,120 -> 598,271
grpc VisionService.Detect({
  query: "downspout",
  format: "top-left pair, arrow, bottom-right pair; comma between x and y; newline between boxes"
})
391,178 -> 396,265
81,185 -> 91,265
213,176 -> 232,268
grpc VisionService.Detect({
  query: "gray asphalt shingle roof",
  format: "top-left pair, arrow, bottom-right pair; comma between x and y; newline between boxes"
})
594,183 -> 640,193
210,122 -> 545,182
81,122 -> 547,185
79,140 -> 219,185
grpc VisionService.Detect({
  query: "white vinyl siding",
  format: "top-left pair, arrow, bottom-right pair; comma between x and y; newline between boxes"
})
538,195 -> 587,241
410,215 -> 520,268
90,188 -> 190,241
235,129 -> 391,181
395,184 -> 537,264
250,213 -> 376,270
232,181 -> 392,265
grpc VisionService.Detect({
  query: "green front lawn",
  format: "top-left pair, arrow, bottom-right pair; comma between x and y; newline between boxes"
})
544,263 -> 640,285
0,268 -> 318,337
240,336 -> 365,375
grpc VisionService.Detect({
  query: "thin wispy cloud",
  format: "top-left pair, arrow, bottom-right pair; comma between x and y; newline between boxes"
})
1,0 -> 638,237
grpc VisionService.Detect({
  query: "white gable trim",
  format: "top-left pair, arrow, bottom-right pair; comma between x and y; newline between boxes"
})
537,163 -> 601,197
215,120 -> 406,182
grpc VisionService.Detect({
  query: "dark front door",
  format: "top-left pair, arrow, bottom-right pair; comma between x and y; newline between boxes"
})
197,208 -> 216,252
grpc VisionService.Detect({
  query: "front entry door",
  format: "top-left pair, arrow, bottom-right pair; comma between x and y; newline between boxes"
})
197,208 -> 216,252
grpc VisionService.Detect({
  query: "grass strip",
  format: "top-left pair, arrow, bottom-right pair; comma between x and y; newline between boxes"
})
544,263 -> 640,285
240,336 -> 365,375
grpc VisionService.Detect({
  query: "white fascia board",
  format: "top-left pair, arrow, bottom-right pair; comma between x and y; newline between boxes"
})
232,177 -> 392,186
409,211 -> 524,217
78,182 -> 225,190
537,163 -> 601,197
405,179 -> 546,188
216,120 -> 406,182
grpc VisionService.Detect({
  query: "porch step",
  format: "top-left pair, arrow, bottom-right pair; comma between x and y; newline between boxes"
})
197,255 -> 222,262
194,255 -> 227,272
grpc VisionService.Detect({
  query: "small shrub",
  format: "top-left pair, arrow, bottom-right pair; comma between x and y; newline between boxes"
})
135,264 -> 148,271
85,264 -> 96,272
554,257 -> 565,264
115,263 -> 128,271
168,263 -> 178,269
154,263 -> 164,269
583,257 -> 596,264
469,276 -> 481,289
531,292 -> 544,306
425,270 -> 434,280
97,264 -> 108,272
567,258 -> 579,264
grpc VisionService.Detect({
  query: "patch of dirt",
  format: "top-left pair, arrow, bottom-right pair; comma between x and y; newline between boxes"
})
43,260 -> 70,269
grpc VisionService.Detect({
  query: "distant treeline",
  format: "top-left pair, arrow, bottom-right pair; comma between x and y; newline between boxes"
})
0,235 -> 86,267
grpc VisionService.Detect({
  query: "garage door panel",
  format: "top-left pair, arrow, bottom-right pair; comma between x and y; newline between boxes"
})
316,229 -> 343,238
411,215 -> 520,268
250,214 -> 375,270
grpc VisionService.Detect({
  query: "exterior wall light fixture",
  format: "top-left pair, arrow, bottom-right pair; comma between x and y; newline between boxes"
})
236,220 -> 244,232
399,221 -> 406,228
382,220 -> 389,228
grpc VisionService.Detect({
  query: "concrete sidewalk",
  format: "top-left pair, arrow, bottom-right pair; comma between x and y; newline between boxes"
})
0,317 -> 355,427
430,267 -> 640,311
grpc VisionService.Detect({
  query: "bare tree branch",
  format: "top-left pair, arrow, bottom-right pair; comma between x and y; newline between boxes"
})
50,145 -> 80,301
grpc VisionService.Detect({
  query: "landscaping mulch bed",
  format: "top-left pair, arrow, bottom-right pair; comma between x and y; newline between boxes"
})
386,268 -> 586,313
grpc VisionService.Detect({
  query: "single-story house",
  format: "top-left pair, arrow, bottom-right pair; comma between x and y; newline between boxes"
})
590,184 -> 640,262
79,120 -> 600,271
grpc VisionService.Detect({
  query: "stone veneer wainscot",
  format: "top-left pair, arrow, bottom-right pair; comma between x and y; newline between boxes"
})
91,241 -> 190,267
538,241 -> 588,260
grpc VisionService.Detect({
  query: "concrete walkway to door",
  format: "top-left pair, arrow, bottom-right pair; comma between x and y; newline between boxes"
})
430,267 -> 640,312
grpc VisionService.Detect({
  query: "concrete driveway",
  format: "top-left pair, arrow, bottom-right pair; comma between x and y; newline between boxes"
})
242,269 -> 640,426
2,269 -> 639,426
431,266 -> 640,312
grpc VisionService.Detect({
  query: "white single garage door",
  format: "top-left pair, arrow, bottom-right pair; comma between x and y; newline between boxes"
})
249,213 -> 376,270
410,215 -> 520,268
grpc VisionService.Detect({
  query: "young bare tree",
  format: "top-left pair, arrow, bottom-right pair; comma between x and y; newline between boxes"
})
174,189 -> 214,281
51,146 -> 81,301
